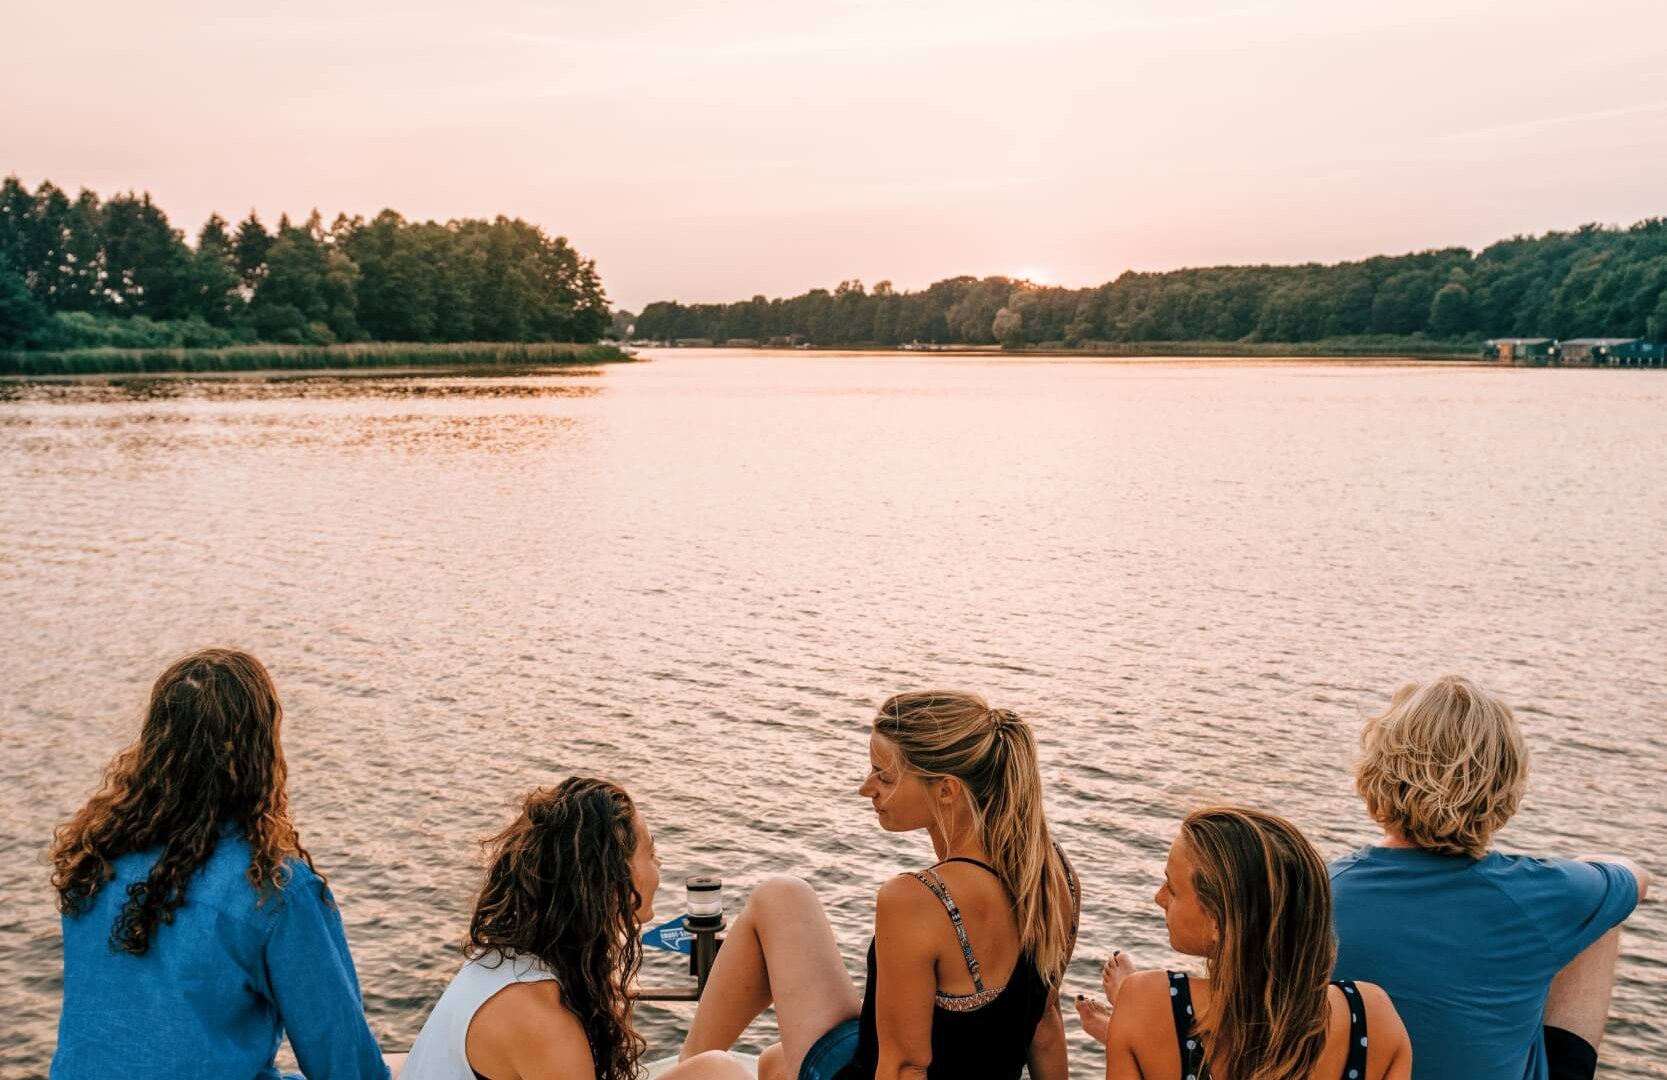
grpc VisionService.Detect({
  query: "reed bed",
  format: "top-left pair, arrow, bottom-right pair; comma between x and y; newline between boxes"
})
0,341 -> 632,376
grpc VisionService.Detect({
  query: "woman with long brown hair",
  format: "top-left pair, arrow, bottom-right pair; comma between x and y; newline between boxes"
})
1077,807 -> 1411,1080
50,647 -> 389,1079
399,777 -> 749,1080
677,690 -> 1079,1080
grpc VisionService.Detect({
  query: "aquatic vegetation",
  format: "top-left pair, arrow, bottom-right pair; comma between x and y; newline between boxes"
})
0,341 -> 631,376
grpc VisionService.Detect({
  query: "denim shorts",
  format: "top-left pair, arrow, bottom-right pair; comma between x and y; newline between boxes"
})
798,1018 -> 860,1080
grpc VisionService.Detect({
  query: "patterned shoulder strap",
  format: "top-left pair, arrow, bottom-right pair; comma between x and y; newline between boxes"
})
1167,971 -> 1209,1080
1053,841 -> 1080,946
1334,980 -> 1369,1080
907,869 -> 984,993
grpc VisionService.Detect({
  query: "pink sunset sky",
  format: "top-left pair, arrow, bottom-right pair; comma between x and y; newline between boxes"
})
5,0 -> 1666,312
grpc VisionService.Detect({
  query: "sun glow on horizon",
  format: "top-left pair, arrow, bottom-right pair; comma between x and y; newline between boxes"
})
1013,267 -> 1054,286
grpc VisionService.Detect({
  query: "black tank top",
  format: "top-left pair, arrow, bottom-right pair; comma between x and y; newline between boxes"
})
835,849 -> 1078,1080
1166,971 -> 1370,1080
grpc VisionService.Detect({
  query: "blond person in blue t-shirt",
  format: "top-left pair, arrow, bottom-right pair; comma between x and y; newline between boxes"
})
1329,676 -> 1650,1080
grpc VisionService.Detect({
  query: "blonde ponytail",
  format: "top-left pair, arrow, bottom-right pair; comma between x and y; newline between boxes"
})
875,692 -> 1074,985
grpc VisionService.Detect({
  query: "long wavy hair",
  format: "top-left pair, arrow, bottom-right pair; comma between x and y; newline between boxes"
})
50,648 -> 313,956
875,690 -> 1074,985
466,778 -> 646,1080
1182,807 -> 1336,1080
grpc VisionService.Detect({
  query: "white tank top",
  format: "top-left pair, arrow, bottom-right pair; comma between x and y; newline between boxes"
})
399,952 -> 561,1080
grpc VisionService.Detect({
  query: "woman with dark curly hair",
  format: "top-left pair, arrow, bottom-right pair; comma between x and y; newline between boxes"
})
50,647 -> 389,1079
399,778 -> 748,1080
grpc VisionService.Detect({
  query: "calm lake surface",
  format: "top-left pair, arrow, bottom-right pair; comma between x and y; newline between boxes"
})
1,351 -> 1663,1079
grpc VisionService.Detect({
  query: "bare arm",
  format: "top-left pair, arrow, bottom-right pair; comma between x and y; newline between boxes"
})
1578,855 -> 1651,903
1031,850 -> 1080,1080
472,981 -> 595,1080
873,876 -> 938,1080
1358,981 -> 1412,1080
1101,971 -> 1172,1080
1026,993 -> 1069,1080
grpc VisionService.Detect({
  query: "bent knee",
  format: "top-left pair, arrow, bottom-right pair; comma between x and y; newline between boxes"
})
758,1043 -> 787,1080
748,873 -> 819,912
684,1049 -> 751,1078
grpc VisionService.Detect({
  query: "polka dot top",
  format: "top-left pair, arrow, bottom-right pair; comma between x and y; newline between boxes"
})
1164,971 -> 1369,1080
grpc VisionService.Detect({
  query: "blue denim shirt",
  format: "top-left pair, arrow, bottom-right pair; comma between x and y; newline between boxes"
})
52,831 -> 390,1080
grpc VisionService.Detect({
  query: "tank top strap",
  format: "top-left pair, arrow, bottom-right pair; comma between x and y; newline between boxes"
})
1334,979 -> 1369,1080
936,856 -> 999,875
1166,971 -> 1209,1080
1053,841 -> 1080,942
399,952 -> 559,1080
907,869 -> 985,993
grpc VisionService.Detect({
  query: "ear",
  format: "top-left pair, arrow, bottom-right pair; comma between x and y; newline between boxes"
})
936,775 -> 963,805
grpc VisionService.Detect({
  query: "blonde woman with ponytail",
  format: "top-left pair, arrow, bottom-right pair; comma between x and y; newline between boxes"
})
680,691 -> 1080,1080
1081,808 -> 1410,1080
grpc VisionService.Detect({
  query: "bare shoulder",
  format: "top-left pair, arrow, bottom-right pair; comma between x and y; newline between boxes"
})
1350,981 -> 1411,1079
876,871 -> 941,919
1351,980 -> 1406,1032
470,980 -> 594,1079
493,978 -> 580,1031
1110,969 -> 1179,1020
1106,971 -> 1185,1077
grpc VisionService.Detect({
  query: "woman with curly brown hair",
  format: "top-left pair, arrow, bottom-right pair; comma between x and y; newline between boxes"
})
399,778 -> 748,1080
50,648 -> 389,1079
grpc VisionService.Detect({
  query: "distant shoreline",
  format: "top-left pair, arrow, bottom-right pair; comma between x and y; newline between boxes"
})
638,341 -> 1484,362
0,342 -> 634,378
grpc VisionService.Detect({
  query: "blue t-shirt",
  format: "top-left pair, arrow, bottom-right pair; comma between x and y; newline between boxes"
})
1330,846 -> 1638,1080
52,832 -> 390,1080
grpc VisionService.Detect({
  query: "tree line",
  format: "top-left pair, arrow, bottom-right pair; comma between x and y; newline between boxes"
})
0,177 -> 610,350
634,218 -> 1667,348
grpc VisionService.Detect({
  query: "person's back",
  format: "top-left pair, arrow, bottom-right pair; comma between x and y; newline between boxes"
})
54,831 -> 384,1080
678,691 -> 1079,1080
1330,676 -> 1647,1080
398,951 -> 562,1080
840,854 -> 1064,1080
1096,807 -> 1411,1080
1332,847 -> 1637,1080
1109,970 -> 1401,1080
399,779 -> 749,1080
48,648 -> 388,1080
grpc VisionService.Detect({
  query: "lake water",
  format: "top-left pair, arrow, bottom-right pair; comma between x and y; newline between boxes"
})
1,351 -> 1663,1078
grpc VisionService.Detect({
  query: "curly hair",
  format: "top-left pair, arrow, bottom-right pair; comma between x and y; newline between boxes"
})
467,778 -> 646,1080
49,648 -> 314,955
1355,675 -> 1527,858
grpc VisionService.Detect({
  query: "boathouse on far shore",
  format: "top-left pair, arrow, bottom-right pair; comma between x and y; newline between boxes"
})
1559,338 -> 1666,366
1482,338 -> 1558,364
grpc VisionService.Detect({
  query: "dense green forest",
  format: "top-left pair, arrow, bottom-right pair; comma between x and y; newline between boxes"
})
635,219 -> 1667,349
0,177 -> 609,351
